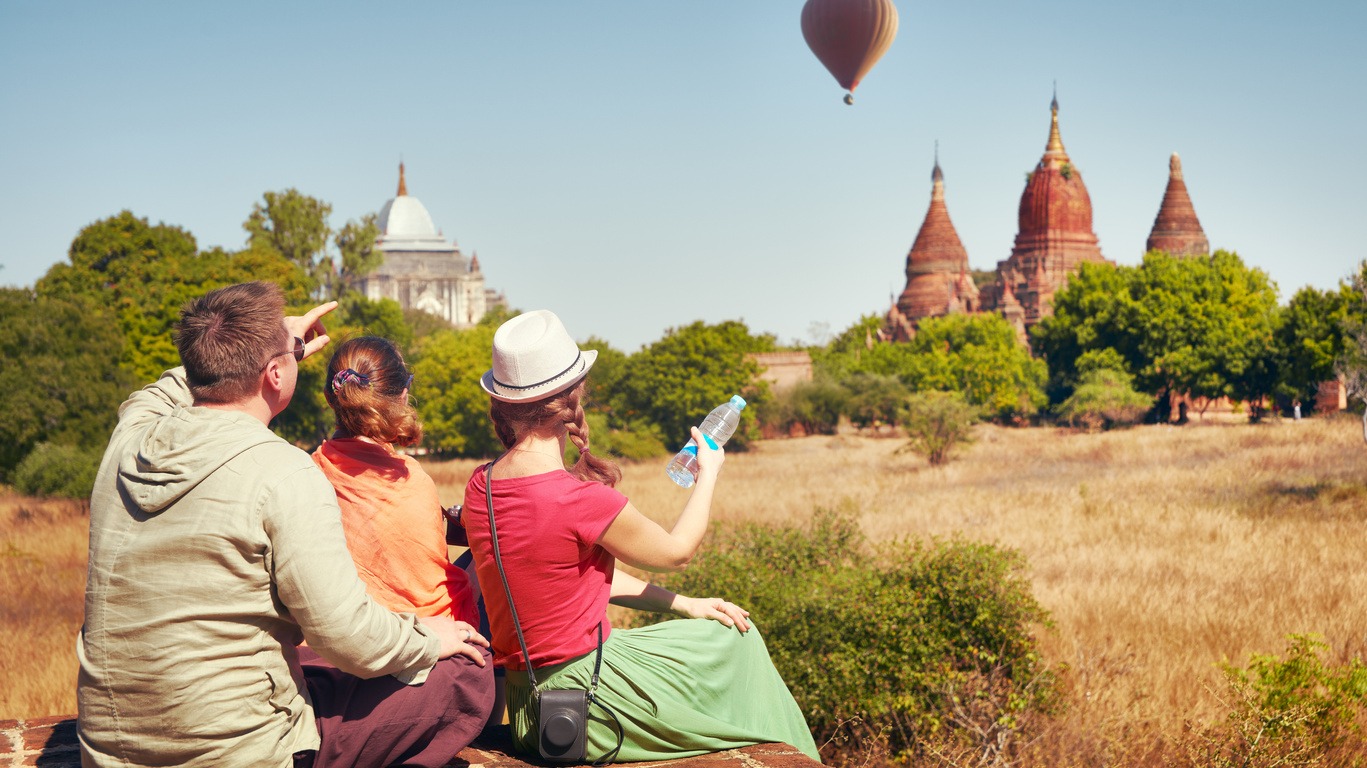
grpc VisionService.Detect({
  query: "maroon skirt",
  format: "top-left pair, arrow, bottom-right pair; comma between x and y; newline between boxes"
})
297,646 -> 495,768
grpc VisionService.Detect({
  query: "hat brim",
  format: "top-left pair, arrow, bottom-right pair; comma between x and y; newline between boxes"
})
480,349 -> 597,403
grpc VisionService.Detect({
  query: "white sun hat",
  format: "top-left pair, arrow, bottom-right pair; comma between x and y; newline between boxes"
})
480,310 -> 598,403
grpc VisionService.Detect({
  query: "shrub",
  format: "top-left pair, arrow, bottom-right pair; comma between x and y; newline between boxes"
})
844,372 -> 909,430
760,378 -> 848,436
628,509 -> 1056,763
1184,634 -> 1367,766
13,442 -> 103,499
1056,367 -> 1153,431
579,411 -> 667,461
900,391 -> 979,465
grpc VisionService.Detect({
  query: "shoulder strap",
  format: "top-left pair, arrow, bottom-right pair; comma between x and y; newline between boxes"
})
486,457 -> 623,765
484,456 -> 542,690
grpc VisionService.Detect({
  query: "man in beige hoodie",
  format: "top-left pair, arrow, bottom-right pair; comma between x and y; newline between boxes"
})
78,282 -> 494,768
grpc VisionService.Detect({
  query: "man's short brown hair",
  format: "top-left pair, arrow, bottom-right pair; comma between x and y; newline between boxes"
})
175,282 -> 288,404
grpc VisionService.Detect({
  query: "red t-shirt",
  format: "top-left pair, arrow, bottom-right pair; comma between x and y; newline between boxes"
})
463,465 -> 627,671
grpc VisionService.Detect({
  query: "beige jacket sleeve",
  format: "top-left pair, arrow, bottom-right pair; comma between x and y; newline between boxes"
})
263,458 -> 441,683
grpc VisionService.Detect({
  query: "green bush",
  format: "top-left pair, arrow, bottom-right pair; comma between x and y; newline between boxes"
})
579,411 -> 667,461
900,391 -> 980,465
844,372 -> 909,430
1186,634 -> 1367,766
13,442 -> 103,499
760,378 -> 848,436
1055,367 -> 1153,431
629,510 -> 1056,762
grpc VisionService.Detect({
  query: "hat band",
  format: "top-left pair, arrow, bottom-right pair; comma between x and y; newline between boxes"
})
491,352 -> 584,392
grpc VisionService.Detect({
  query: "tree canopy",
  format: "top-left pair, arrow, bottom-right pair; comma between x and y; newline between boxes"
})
0,289 -> 131,479
1033,250 -> 1281,413
615,320 -> 775,448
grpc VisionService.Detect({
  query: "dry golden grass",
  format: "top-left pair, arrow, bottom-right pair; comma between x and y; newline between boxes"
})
5,417 -> 1365,761
430,417 -> 1367,756
0,493 -> 88,719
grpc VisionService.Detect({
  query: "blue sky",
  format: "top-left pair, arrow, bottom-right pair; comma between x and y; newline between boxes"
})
2,1 -> 1364,351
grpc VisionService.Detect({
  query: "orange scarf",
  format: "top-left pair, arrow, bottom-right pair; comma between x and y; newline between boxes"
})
312,438 -> 478,625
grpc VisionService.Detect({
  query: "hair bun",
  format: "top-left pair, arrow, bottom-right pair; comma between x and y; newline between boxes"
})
330,368 -> 371,394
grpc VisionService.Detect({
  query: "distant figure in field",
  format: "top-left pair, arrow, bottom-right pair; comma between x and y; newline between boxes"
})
79,282 -> 490,768
1293,399 -> 1302,420
462,309 -> 820,763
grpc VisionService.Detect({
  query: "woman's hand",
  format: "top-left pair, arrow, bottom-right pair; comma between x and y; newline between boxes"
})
674,595 -> 750,634
418,615 -> 490,666
691,426 -> 725,478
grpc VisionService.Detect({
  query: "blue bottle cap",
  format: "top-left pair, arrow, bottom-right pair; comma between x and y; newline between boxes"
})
730,395 -> 747,410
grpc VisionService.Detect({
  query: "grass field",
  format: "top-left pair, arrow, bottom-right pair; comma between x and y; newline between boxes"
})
5,416 -> 1366,761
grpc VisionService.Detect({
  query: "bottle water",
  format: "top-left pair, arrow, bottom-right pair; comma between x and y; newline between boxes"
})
665,395 -> 747,488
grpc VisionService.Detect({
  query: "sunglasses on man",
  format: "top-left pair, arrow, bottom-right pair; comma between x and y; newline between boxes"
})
260,337 -> 306,371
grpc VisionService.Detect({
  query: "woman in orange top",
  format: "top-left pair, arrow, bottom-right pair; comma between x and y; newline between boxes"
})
307,335 -> 494,764
312,336 -> 480,626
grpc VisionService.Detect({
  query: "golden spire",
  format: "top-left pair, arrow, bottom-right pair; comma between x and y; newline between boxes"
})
1042,87 -> 1070,167
397,161 -> 408,197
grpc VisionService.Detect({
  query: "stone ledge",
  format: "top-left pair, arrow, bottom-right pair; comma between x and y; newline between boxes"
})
2,718 -> 819,768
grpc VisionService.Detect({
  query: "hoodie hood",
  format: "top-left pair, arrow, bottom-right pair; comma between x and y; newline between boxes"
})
118,405 -> 284,514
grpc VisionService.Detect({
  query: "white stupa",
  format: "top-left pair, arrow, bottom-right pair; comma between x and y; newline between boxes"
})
359,163 -> 505,327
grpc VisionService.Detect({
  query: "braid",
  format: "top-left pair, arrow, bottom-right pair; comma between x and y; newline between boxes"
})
487,382 -> 621,487
562,389 -> 621,487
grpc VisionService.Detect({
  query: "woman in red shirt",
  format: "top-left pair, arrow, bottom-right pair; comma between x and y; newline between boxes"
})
463,311 -> 819,764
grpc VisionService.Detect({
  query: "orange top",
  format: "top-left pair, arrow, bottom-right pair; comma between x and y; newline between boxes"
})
312,438 -> 478,626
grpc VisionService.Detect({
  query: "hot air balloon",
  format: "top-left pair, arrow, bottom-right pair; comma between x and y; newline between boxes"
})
801,0 -> 899,105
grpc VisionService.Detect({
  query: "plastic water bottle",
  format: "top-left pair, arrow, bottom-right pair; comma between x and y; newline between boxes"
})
665,395 -> 747,488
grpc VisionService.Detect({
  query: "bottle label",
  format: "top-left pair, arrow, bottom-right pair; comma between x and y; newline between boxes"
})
702,434 -> 718,450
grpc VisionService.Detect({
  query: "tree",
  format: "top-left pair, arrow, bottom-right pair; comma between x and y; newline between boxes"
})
37,212 -> 311,384
327,213 -> 383,300
0,289 -> 131,479
761,377 -> 849,436
1031,260 -> 1142,398
817,313 -> 1045,422
1034,251 -> 1281,420
899,391 -> 979,466
1056,367 -> 1153,431
243,189 -> 333,291
617,320 -> 775,448
843,372 -> 908,430
1336,263 -> 1367,444
1276,283 -> 1355,411
904,314 -> 1048,421
410,323 -> 502,457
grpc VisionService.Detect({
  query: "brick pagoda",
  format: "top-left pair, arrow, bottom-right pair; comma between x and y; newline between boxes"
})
885,151 -> 980,341
1145,152 -> 1210,257
979,93 -> 1110,332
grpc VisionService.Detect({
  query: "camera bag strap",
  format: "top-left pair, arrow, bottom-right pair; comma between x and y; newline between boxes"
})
485,457 -> 624,765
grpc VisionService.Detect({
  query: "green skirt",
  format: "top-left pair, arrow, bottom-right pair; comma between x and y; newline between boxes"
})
505,619 -> 820,763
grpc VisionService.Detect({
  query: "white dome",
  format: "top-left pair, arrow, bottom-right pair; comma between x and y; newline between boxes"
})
378,196 -> 439,239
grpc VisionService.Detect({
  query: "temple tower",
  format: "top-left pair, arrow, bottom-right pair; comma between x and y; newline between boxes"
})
885,151 -> 980,341
359,163 -> 505,328
983,93 -> 1109,329
1146,152 -> 1210,257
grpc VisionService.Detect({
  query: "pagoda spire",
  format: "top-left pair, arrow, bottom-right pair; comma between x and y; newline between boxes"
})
887,150 -> 978,338
931,140 -> 944,196
1042,87 -> 1069,167
397,161 -> 408,197
1146,152 -> 1210,257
